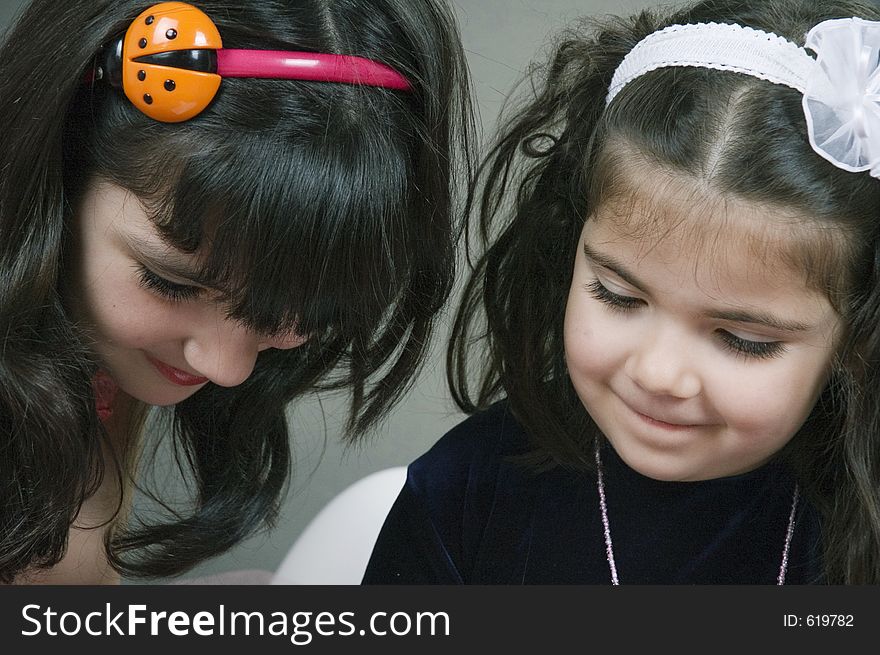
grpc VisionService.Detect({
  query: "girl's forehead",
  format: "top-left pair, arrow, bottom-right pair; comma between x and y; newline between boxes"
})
586,180 -> 835,295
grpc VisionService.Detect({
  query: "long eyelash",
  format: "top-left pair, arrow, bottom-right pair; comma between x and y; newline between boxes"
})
585,279 -> 643,312
717,331 -> 785,360
136,265 -> 201,302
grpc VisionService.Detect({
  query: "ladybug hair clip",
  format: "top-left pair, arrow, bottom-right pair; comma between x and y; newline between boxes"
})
95,1 -> 412,122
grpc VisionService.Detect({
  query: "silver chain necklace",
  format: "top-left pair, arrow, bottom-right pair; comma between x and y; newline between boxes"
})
594,442 -> 800,585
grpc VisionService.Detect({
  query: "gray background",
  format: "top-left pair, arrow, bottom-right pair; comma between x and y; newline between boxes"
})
0,0 -> 655,582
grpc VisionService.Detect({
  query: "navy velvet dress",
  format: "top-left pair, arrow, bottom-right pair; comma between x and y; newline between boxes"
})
362,401 -> 823,584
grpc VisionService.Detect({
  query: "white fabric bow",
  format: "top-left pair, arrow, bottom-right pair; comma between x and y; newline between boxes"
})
803,18 -> 880,178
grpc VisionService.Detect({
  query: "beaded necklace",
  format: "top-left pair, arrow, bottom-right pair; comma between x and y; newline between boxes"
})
594,443 -> 799,585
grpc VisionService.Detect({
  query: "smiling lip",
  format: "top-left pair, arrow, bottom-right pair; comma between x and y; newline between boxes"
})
146,355 -> 208,386
634,411 -> 700,430
620,398 -> 703,431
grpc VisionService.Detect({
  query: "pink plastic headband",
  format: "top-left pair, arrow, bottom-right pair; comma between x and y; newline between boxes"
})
217,50 -> 411,91
103,2 -> 412,122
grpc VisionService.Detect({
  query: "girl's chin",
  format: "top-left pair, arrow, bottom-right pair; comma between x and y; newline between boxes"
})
122,382 -> 204,407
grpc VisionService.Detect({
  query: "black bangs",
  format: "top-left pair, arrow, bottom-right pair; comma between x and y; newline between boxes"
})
79,77 -> 418,341
156,121 -> 413,339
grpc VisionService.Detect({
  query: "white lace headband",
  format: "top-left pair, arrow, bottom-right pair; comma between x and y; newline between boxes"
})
606,18 -> 880,179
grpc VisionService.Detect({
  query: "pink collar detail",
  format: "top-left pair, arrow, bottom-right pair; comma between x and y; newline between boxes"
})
92,369 -> 118,422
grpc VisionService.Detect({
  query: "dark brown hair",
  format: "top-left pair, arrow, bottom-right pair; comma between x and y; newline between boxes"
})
450,0 -> 880,583
0,0 -> 473,580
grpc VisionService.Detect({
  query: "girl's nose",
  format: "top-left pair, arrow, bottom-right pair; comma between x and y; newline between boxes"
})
182,321 -> 261,388
624,325 -> 702,399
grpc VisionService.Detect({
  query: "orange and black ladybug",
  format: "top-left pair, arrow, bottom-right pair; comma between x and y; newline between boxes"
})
99,2 -> 223,122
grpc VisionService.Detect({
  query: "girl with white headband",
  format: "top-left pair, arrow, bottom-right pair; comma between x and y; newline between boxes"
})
0,0 -> 472,584
364,0 -> 880,584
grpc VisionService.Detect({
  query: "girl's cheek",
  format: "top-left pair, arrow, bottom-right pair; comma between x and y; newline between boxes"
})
565,309 -> 614,376
96,287 -> 181,347
708,363 -> 808,433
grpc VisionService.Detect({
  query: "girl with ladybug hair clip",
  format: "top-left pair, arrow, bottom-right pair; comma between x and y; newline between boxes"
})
0,0 -> 472,583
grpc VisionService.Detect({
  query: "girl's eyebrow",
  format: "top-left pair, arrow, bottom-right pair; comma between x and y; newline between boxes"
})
704,309 -> 811,333
583,242 -> 646,290
582,241 -> 813,334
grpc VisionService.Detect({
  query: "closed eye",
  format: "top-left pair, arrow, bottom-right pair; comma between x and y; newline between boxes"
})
716,330 -> 786,360
136,264 -> 201,302
586,278 -> 643,312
